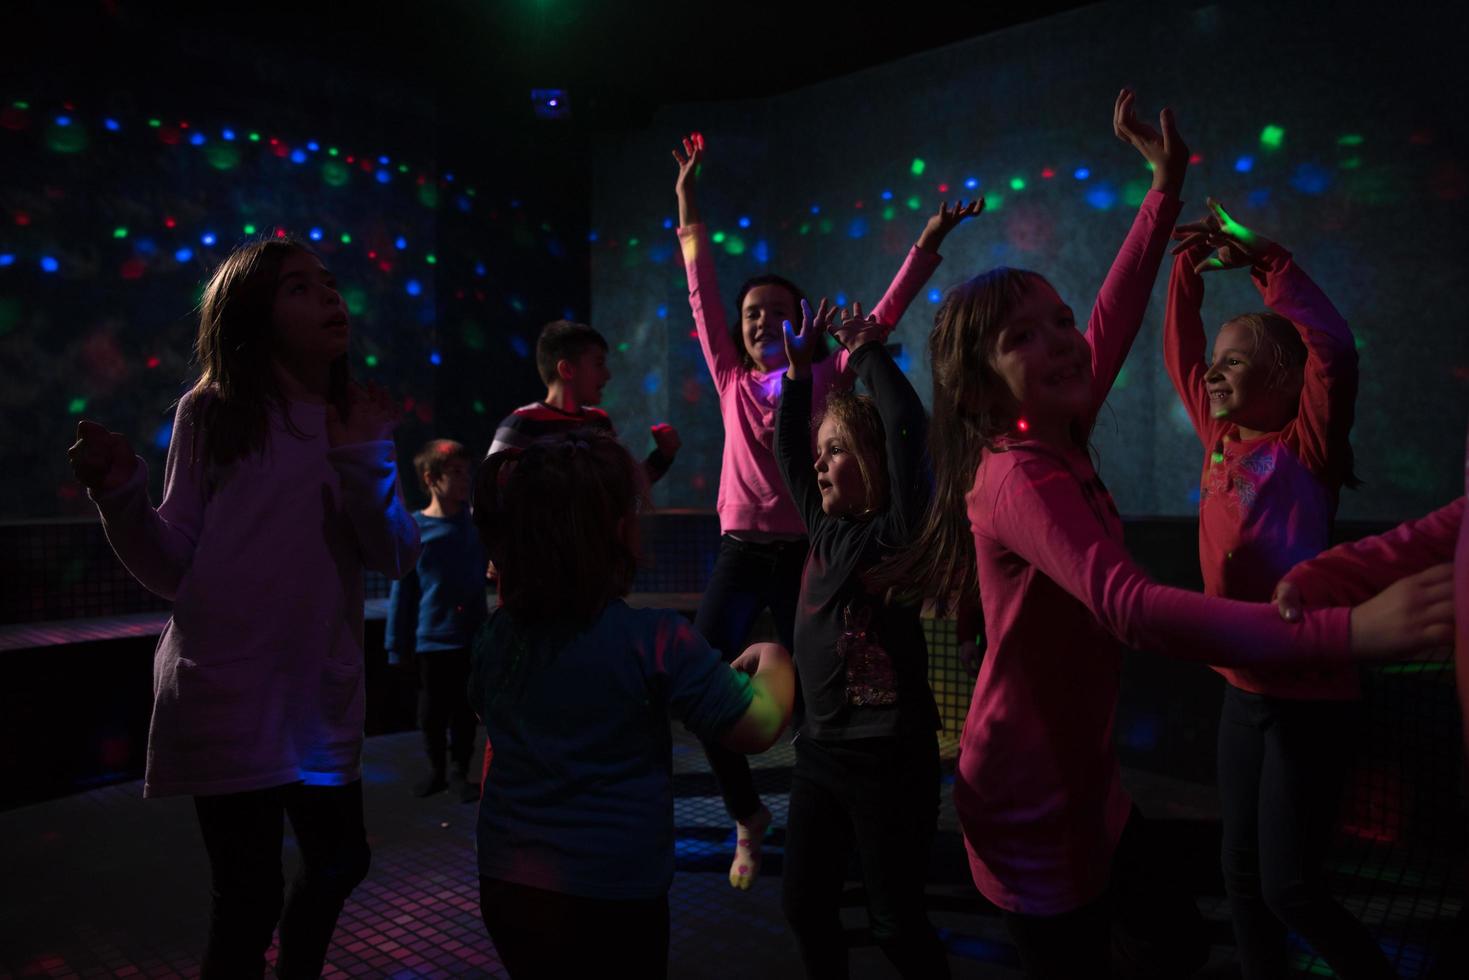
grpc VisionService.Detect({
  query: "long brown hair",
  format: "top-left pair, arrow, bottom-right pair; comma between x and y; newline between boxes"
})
868,268 -> 1052,606
472,429 -> 644,627
185,238 -> 349,469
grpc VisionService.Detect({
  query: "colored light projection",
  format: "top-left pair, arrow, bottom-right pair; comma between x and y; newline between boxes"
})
589,0 -> 1467,519
1,98 -> 581,518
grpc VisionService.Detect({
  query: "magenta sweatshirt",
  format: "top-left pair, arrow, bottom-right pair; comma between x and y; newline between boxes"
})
957,191 -> 1353,916
90,390 -> 420,797
1165,244 -> 1360,699
677,223 -> 940,535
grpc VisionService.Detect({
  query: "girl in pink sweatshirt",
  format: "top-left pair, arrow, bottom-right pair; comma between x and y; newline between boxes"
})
68,238 -> 420,978
1166,199 -> 1393,978
877,91 -> 1452,978
670,131 -> 979,888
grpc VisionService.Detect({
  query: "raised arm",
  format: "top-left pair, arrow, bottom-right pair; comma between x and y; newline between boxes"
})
673,132 -> 741,392
1162,248 -> 1216,445
849,339 -> 931,536
775,300 -> 836,533
1085,90 -> 1189,418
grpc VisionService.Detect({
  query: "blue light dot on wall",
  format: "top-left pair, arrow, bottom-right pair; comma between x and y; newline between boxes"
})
738,216 -> 751,228
1235,156 -> 1254,173
201,232 -> 217,246
445,173 -> 456,182
964,177 -> 979,189
1073,167 -> 1091,180
190,133 -> 206,146
643,372 -> 661,395
308,227 -> 323,241
405,279 -> 422,296
378,155 -> 389,165
222,128 -> 235,140
174,248 -> 193,262
809,204 -> 821,215
1289,163 -> 1331,195
1187,486 -> 1201,505
753,240 -> 769,263
0,254 -> 14,267
104,118 -> 120,131
307,141 -> 319,151
509,335 -> 530,358
289,149 -> 306,163
563,308 -> 575,321
656,305 -> 668,319
375,169 -> 390,184
154,421 -> 174,450
429,351 -> 441,366
474,262 -> 487,277
880,190 -> 893,200
835,293 -> 848,307
40,256 -> 59,272
456,195 -> 471,213
928,288 -> 942,303
847,218 -> 867,239
1248,188 -> 1271,208
395,236 -> 408,250
55,116 -> 71,126
587,231 -> 599,243
135,238 -> 157,256
663,217 -> 674,230
1085,186 -> 1117,210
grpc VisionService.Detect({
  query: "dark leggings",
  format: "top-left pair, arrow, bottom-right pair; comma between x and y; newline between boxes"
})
417,648 -> 476,776
782,732 -> 950,979
1217,685 -> 1393,979
693,533 -> 805,821
479,876 -> 669,980
193,780 -> 370,980
1002,807 -> 1209,979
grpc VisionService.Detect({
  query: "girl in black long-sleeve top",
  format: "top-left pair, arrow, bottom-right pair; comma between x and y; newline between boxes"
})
773,298 -> 947,979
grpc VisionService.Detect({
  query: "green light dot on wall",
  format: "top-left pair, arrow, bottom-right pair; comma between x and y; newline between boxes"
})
1259,125 -> 1285,149
1122,179 -> 1149,207
985,194 -> 1004,211
417,184 -> 439,208
425,254 -> 437,265
627,238 -> 639,247
46,122 -> 88,154
328,147 -> 339,156
243,223 -> 256,235
798,223 -> 811,236
365,354 -> 379,367
343,287 -> 367,316
910,158 -> 926,176
1009,176 -> 1026,191
725,235 -> 745,256
13,101 -> 29,109
711,231 -> 725,243
68,397 -> 87,414
473,399 -> 486,414
882,206 -> 896,221
905,195 -> 921,210
818,219 -> 833,234
148,118 -> 161,128
1337,133 -> 1365,146
397,164 -> 409,174
113,227 -> 128,239
617,342 -> 630,352
340,233 -> 352,243
1340,157 -> 1362,169
248,132 -> 261,142
321,160 -> 350,187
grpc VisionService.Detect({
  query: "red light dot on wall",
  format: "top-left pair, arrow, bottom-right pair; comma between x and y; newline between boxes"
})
688,329 -> 699,339
268,137 -> 278,145
345,155 -> 355,163
146,355 -> 161,368
1041,168 -> 1055,179
691,473 -> 708,491
1189,153 -> 1203,164
164,216 -> 176,229
403,397 -> 415,411
62,101 -> 77,111
377,260 -> 393,273
367,250 -> 377,259
178,120 -> 190,129
1016,418 -> 1030,433
937,183 -> 949,193
274,228 -> 286,239
120,258 -> 145,279
14,212 -> 30,226
159,126 -> 180,145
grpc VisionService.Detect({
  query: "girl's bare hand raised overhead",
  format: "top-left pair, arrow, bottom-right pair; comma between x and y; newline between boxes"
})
68,420 -> 137,494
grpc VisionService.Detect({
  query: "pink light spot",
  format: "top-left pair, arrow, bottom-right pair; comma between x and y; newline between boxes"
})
1041,168 -> 1055,179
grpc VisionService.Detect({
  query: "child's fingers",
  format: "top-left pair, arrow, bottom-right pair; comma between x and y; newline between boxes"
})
1158,106 -> 1178,152
692,131 -> 705,150
671,148 -> 686,167
1271,579 -> 1303,622
782,318 -> 797,346
1194,255 -> 1227,274
1113,88 -> 1131,139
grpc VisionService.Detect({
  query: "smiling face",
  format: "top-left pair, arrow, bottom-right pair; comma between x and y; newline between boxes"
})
271,250 -> 348,366
1206,319 -> 1302,434
740,283 -> 797,371
985,280 -> 1091,439
562,344 -> 611,406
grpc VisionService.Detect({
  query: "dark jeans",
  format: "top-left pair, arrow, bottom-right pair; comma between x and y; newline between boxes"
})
193,780 -> 370,980
781,732 -> 950,979
1217,685 -> 1392,979
1003,807 -> 1209,979
417,648 -> 475,776
479,876 -> 669,980
694,533 -> 805,821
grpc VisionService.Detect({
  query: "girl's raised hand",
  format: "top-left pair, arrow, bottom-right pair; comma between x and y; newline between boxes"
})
831,300 -> 886,352
783,297 -> 834,380
1171,198 -> 1276,273
1113,88 -> 1188,196
328,381 -> 401,447
671,131 -> 705,226
917,198 -> 985,253
67,420 -> 137,493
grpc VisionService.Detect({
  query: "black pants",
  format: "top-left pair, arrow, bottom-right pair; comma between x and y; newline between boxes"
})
1003,807 -> 1209,979
694,534 -> 805,821
479,876 -> 669,980
781,732 -> 950,979
1217,685 -> 1392,979
417,648 -> 475,776
192,780 -> 370,980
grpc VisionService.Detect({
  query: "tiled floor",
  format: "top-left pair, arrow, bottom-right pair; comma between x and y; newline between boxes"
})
1,729 -> 1458,978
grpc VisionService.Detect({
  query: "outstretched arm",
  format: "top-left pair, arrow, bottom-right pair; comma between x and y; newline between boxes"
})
673,132 -> 742,392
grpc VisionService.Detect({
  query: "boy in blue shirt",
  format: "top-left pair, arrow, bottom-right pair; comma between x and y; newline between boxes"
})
388,439 -> 488,801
